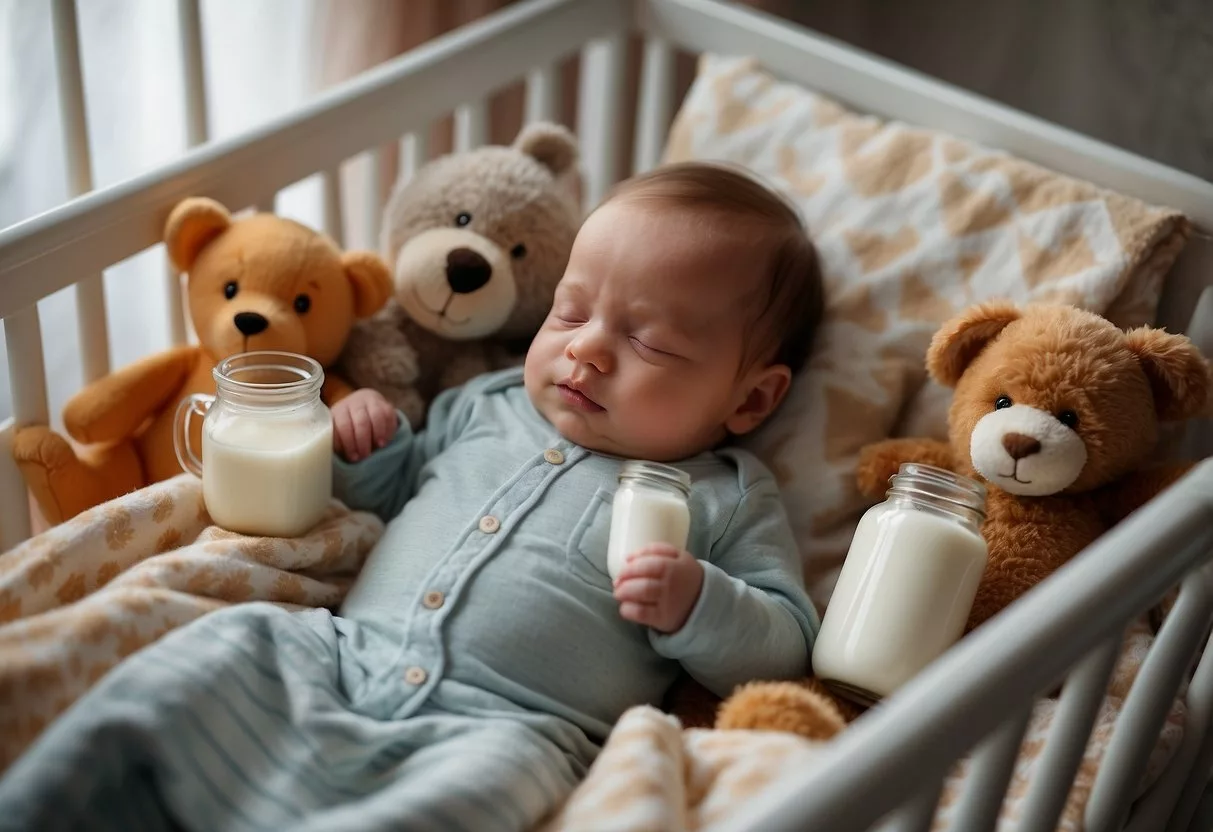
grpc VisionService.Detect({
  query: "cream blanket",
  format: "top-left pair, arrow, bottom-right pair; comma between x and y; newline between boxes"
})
0,474 -> 383,773
545,621 -> 1186,832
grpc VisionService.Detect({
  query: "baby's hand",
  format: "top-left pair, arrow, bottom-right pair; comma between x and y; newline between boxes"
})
613,544 -> 704,634
332,388 -> 398,462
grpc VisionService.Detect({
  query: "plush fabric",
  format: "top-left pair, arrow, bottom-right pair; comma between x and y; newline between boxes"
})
11,198 -> 392,526
0,474 -> 383,773
662,54 -> 1191,611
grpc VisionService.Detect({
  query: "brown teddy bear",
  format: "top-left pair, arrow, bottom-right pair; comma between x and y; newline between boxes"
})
709,301 -> 1211,740
336,121 -> 582,428
12,197 -> 392,526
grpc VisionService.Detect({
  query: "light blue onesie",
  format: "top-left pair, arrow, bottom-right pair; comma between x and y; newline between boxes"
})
0,367 -> 819,832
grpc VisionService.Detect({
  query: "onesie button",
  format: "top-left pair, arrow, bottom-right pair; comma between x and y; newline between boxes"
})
543,448 -> 565,465
404,666 -> 428,685
479,515 -> 500,534
422,590 -> 445,609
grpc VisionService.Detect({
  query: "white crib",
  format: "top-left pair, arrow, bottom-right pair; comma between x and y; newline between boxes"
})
3,1 -> 1213,830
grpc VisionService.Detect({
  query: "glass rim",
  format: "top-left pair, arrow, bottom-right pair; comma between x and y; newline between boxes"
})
618,460 -> 692,496
213,351 -> 324,392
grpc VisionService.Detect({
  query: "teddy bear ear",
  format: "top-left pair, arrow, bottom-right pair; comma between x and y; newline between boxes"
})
1123,327 -> 1211,422
513,122 -> 579,177
342,251 -> 393,319
926,301 -> 1023,388
164,197 -> 232,272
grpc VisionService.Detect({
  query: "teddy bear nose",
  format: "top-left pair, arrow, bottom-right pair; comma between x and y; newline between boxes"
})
1002,432 -> 1042,460
446,248 -> 492,294
233,312 -> 269,336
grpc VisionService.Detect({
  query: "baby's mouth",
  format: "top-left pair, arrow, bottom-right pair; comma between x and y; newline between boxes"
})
557,383 -> 604,413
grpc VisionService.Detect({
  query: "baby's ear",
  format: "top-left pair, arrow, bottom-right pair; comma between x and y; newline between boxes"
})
514,122 -> 579,177
927,301 -> 1022,388
1124,326 -> 1211,422
342,251 -> 393,318
164,197 -> 232,272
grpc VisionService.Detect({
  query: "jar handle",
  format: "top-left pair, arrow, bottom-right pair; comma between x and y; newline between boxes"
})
173,394 -> 212,478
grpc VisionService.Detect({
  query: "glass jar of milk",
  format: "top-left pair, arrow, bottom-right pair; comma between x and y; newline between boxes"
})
173,351 -> 333,538
812,463 -> 988,707
607,461 -> 692,580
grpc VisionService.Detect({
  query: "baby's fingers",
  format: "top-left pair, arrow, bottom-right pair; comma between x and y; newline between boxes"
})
618,601 -> 660,628
371,403 -> 398,449
613,577 -> 664,605
350,405 -> 375,460
613,554 -> 672,586
332,406 -> 354,458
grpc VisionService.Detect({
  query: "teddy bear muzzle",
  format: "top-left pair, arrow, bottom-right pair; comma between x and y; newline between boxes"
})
969,403 -> 1089,496
394,227 -> 519,341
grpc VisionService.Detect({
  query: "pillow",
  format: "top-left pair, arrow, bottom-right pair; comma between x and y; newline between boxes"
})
663,55 -> 1191,612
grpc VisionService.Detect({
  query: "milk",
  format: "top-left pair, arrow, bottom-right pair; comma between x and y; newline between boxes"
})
607,484 -> 691,579
201,415 -> 333,538
812,502 -> 988,703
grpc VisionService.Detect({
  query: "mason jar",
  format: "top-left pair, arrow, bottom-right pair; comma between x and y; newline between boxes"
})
607,461 -> 693,580
813,462 -> 988,706
174,351 -> 333,538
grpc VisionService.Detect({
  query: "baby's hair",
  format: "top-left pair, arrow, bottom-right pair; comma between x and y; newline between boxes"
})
603,161 -> 824,375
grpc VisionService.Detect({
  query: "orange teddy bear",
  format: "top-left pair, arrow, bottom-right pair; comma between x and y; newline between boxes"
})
711,301 -> 1211,739
12,197 -> 392,526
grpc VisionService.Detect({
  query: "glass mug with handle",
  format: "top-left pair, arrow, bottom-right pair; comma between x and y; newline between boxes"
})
174,351 -> 334,538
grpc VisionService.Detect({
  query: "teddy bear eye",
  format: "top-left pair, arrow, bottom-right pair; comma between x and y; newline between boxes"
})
455,212 -> 472,227
511,243 -> 527,259
224,281 -> 238,300
994,395 -> 1013,410
1057,409 -> 1079,430
294,294 -> 311,315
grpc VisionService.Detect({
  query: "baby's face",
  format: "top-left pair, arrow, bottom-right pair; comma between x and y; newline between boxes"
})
524,200 -> 790,461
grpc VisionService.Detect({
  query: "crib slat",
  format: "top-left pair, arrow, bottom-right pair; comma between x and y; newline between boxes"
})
401,131 -> 429,183
632,37 -> 674,174
52,0 -> 111,383
0,418 -> 32,551
950,703 -> 1034,831
455,102 -> 488,152
1128,611 -> 1213,831
525,64 -> 561,124
877,776 -> 944,832
178,0 -> 209,147
322,168 -> 345,248
1085,569 -> 1213,832
165,0 -> 210,348
1017,635 -> 1123,832
6,306 -> 50,428
576,34 -> 627,210
361,148 -> 384,252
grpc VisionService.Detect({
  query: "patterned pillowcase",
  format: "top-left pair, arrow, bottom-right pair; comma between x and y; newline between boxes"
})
663,55 -> 1191,612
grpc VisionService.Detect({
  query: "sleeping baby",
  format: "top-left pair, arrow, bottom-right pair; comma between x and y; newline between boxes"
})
0,161 -> 825,832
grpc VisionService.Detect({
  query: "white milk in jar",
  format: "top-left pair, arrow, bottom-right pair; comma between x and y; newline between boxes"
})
175,351 -> 333,538
607,461 -> 692,580
812,463 -> 988,705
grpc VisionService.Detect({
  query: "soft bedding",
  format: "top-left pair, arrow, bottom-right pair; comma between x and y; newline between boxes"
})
0,474 -> 383,773
545,619 -> 1185,832
0,478 -> 1185,830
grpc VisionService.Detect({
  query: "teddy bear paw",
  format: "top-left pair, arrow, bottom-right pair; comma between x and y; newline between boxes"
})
716,681 -> 847,741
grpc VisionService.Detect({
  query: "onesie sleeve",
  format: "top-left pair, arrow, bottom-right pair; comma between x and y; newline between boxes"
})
331,382 -> 476,522
648,471 -> 820,699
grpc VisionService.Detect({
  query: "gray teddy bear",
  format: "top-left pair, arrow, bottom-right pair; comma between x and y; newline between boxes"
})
336,121 -> 583,428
